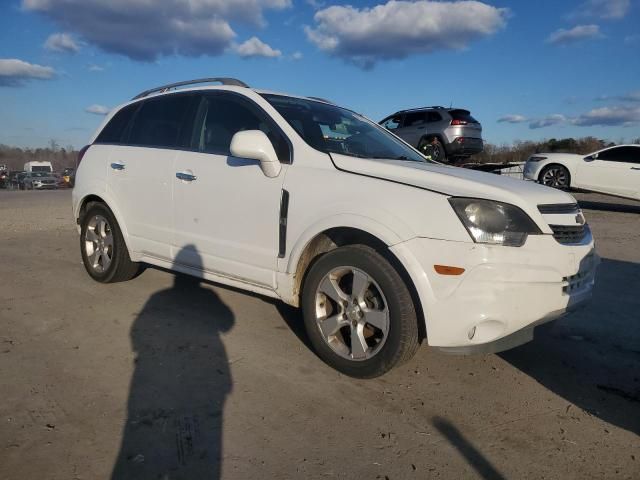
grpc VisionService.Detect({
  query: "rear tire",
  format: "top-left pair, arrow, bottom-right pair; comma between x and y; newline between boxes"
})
80,203 -> 142,283
539,164 -> 571,190
301,245 -> 419,378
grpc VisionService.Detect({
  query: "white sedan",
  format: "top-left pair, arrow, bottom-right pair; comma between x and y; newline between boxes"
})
523,144 -> 640,200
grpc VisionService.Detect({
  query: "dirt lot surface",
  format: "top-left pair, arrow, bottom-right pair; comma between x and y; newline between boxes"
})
1,189 -> 639,479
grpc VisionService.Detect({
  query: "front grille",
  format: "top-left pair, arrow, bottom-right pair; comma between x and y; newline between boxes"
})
551,224 -> 587,244
42,180 -> 54,184
538,203 -> 579,214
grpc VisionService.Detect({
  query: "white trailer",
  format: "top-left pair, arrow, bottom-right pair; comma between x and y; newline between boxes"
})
24,161 -> 53,173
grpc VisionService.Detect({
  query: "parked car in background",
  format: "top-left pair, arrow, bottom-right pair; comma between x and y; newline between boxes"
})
24,161 -> 53,173
380,106 -> 483,163
73,77 -> 596,378
0,168 -> 7,189
524,144 -> 640,200
22,171 -> 58,190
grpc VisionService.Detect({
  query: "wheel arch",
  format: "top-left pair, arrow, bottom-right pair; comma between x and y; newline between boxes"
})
76,192 -> 136,259
287,225 -> 426,341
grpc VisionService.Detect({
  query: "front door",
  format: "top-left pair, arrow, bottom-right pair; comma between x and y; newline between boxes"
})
172,92 -> 291,287
575,146 -> 640,198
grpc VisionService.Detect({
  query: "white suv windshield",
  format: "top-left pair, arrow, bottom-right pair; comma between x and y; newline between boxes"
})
261,94 -> 428,163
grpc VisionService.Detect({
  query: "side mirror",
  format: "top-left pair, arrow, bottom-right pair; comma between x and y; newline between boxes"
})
584,153 -> 597,161
230,130 -> 281,178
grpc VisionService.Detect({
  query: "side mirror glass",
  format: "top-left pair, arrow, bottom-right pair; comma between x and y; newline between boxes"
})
230,130 -> 281,178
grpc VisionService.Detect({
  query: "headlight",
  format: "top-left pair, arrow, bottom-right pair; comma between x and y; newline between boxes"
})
528,156 -> 547,162
449,198 -> 542,247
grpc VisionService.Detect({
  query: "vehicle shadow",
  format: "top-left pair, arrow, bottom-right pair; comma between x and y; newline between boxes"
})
432,416 -> 506,480
111,245 -> 234,480
500,257 -> 640,435
578,199 -> 640,214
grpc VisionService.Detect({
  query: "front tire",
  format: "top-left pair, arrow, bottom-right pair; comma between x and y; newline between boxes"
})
301,245 -> 419,378
80,203 -> 141,283
540,164 -> 571,189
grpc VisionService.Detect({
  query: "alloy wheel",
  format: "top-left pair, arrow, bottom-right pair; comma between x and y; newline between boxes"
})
84,214 -> 114,273
542,167 -> 568,188
314,266 -> 389,361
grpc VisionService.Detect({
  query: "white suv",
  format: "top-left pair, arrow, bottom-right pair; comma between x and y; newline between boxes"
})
72,78 -> 598,378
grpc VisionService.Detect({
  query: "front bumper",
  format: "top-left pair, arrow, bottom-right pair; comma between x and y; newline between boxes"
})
390,232 -> 598,351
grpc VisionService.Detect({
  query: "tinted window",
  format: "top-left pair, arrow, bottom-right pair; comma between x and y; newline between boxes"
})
597,146 -> 640,163
96,103 -> 138,144
449,109 -> 478,123
403,112 -> 427,127
196,93 -> 290,162
128,94 -> 197,148
427,112 -> 442,122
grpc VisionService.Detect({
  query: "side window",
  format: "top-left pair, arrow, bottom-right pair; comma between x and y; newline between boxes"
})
403,112 -> 427,127
598,146 -> 640,163
427,112 -> 442,123
381,115 -> 402,130
197,93 -> 290,162
128,94 -> 197,149
95,103 -> 138,144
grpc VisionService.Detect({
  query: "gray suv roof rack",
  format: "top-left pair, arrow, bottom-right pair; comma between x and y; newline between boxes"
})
131,77 -> 249,100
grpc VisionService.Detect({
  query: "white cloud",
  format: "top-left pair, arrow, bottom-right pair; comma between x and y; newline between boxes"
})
573,105 -> 640,126
306,0 -> 325,9
291,51 -> 303,60
305,0 -> 508,69
234,37 -> 282,58
497,114 -> 527,124
529,114 -> 567,129
0,58 -> 55,86
85,104 -> 110,115
596,90 -> 640,102
22,0 -> 291,61
546,24 -> 603,45
88,64 -> 104,72
44,32 -> 80,53
571,0 -> 630,20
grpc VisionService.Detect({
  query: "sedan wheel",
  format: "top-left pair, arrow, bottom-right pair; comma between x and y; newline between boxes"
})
540,165 -> 570,189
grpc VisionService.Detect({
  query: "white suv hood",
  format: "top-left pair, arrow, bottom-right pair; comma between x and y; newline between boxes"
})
331,154 -> 576,215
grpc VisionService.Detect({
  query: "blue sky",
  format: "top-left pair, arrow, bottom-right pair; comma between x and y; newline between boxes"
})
1,0 -> 638,149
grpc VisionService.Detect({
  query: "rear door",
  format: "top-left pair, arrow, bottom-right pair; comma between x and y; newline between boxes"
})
172,91 -> 290,287
104,93 -> 199,260
575,146 -> 640,199
394,111 -> 427,147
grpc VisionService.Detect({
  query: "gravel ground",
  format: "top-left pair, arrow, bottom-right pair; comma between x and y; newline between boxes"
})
0,189 -> 638,480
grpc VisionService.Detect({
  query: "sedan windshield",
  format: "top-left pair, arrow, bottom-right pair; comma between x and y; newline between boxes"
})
261,94 -> 428,163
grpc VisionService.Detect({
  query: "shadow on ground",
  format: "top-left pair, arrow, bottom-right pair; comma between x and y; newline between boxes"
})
111,246 -> 234,480
578,199 -> 640,214
501,258 -> 640,435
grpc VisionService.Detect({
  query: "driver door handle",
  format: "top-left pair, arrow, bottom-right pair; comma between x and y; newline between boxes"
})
176,172 -> 197,181
110,162 -> 125,170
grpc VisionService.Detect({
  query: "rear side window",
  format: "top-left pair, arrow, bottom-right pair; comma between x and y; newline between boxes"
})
403,111 -> 427,127
195,93 -> 290,162
427,112 -> 442,122
95,103 -> 138,144
128,94 -> 198,149
449,109 -> 478,123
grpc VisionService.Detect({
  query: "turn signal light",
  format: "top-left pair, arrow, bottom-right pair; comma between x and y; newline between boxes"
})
434,265 -> 466,275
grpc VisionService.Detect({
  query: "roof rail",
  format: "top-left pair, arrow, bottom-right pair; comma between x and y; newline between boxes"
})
307,96 -> 334,104
397,105 -> 448,114
131,77 -> 249,100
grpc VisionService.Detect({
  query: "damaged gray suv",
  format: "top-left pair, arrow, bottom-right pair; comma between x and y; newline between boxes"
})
380,106 -> 483,163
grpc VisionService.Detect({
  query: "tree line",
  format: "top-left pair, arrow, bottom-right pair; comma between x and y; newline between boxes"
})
0,141 -> 79,172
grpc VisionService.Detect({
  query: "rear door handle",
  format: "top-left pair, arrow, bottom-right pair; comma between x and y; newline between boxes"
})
110,162 -> 125,170
176,172 -> 197,181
